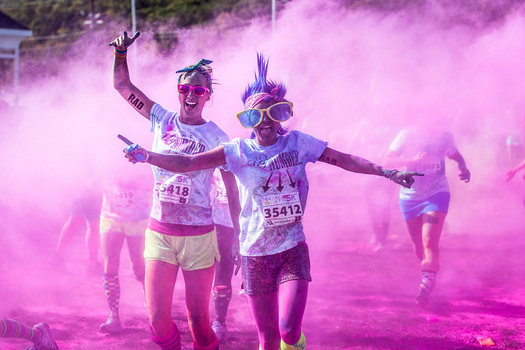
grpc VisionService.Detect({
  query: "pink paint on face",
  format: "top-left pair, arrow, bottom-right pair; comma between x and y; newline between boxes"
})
252,100 -> 281,146
178,71 -> 210,125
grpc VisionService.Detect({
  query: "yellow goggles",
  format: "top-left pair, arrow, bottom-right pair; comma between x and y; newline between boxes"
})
236,102 -> 293,128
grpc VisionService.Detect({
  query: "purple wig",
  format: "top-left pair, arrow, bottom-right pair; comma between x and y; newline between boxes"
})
242,53 -> 289,137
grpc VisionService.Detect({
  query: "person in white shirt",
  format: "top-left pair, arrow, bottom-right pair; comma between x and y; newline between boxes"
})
385,125 -> 470,307
110,31 -> 239,350
123,53 -> 421,350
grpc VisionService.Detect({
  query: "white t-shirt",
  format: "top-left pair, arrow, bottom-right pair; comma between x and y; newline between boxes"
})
223,130 -> 328,256
388,128 -> 458,201
149,103 -> 228,226
100,181 -> 151,222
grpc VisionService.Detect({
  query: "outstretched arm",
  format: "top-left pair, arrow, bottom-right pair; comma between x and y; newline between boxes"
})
319,147 -> 386,175
124,143 -> 227,172
448,151 -> 471,183
109,31 -> 154,120
318,147 -> 423,188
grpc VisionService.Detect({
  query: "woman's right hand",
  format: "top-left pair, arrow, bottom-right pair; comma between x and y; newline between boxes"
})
506,169 -> 517,182
123,143 -> 148,164
109,31 -> 140,51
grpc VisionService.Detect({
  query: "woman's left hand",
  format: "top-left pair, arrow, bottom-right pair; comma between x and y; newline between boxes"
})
459,167 -> 471,183
386,170 -> 424,188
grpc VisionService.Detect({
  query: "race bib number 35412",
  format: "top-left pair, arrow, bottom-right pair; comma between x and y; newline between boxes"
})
155,174 -> 191,204
262,192 -> 303,227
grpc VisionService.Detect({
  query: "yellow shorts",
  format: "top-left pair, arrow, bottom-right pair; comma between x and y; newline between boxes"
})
100,218 -> 147,237
143,227 -> 219,271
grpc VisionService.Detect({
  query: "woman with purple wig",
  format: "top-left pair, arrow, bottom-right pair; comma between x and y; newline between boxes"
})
123,53 -> 422,349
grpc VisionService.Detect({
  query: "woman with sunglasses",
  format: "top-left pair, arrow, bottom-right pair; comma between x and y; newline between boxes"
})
110,31 -> 240,350
123,53 -> 422,350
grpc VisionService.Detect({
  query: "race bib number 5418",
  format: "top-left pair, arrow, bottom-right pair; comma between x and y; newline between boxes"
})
262,192 -> 303,227
155,174 -> 191,204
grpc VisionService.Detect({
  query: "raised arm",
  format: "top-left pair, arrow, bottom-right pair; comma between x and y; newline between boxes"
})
448,151 -> 471,183
109,31 -> 154,120
318,147 -> 423,188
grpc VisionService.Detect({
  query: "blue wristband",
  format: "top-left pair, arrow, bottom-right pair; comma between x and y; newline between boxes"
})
383,169 -> 398,179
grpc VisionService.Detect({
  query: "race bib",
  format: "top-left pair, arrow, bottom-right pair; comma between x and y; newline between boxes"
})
214,187 -> 228,205
262,192 -> 303,227
109,190 -> 134,207
155,174 -> 191,204
417,157 -> 441,173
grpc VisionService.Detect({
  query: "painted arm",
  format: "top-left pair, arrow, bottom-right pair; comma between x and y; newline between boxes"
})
506,157 -> 525,182
124,143 -> 227,173
319,146 -> 386,175
109,31 -> 154,120
448,151 -> 471,183
318,146 -> 423,188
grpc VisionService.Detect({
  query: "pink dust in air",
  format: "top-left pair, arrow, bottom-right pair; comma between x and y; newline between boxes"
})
1,0 -> 525,348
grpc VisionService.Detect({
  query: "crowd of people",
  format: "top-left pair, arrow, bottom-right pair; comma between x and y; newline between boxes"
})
115,31 -> 420,350
7,28 -> 525,350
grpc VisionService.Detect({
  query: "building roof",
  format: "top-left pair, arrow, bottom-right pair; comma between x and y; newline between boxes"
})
0,10 -> 30,31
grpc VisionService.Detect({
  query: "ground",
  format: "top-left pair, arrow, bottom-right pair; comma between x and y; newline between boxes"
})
1,208 -> 524,350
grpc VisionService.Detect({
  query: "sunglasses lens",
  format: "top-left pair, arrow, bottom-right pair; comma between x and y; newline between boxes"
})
178,85 -> 190,94
193,87 -> 207,96
269,103 -> 292,122
238,110 -> 263,128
